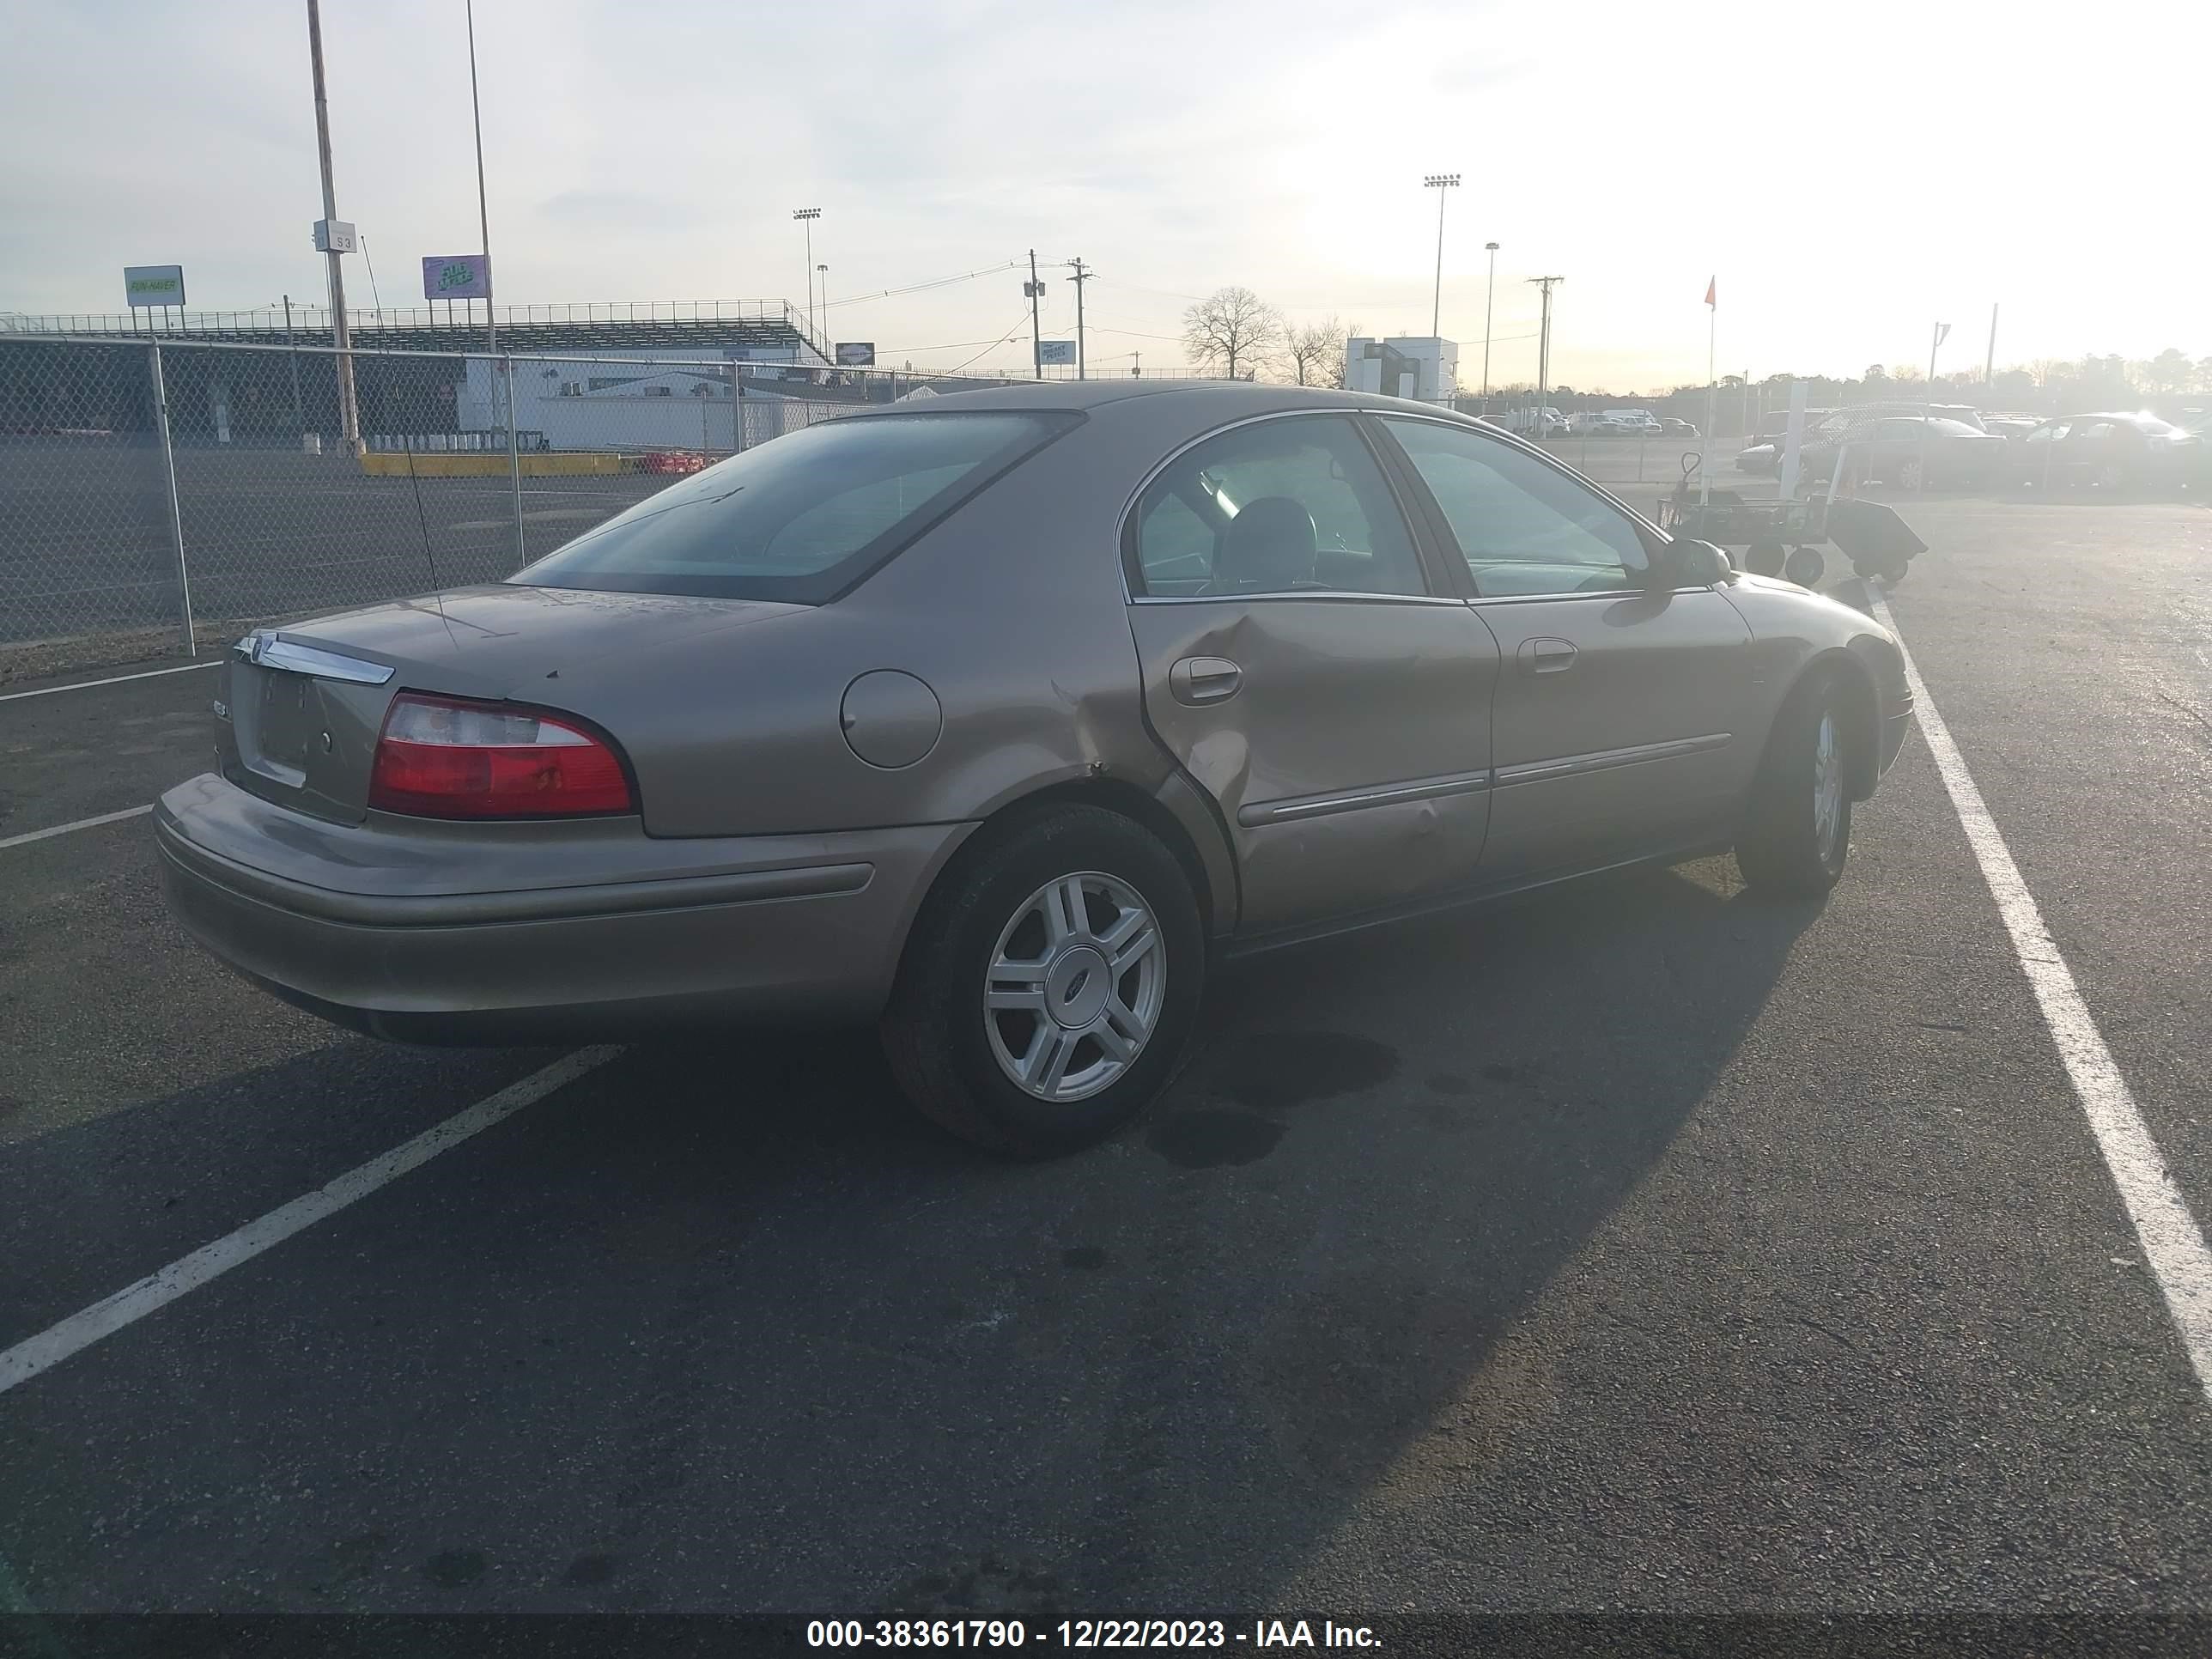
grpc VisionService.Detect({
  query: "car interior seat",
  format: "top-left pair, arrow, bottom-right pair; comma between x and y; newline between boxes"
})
1207,496 -> 1316,593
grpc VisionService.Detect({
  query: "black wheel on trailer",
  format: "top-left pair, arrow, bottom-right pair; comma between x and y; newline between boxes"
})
1783,546 -> 1824,586
1745,541 -> 1785,577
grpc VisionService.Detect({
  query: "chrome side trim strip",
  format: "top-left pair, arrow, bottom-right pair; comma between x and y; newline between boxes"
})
1493,732 -> 1731,787
1131,591 -> 1467,608
1237,769 -> 1494,828
234,631 -> 395,685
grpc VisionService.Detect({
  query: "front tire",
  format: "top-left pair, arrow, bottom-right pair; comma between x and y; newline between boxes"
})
1736,670 -> 1855,897
882,805 -> 1205,1156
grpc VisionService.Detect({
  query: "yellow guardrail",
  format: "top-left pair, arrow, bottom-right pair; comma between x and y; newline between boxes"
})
359,451 -> 632,478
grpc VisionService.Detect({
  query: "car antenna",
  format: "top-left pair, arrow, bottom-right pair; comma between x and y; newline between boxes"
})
360,235 -> 453,641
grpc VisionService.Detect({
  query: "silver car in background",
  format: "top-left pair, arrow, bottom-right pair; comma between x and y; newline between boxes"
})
160,382 -> 1911,1155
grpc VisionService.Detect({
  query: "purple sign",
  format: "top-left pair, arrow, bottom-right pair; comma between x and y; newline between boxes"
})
422,253 -> 491,302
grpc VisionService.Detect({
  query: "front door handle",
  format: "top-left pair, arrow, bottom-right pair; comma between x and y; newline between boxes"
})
1170,656 -> 1243,705
1520,637 -> 1578,676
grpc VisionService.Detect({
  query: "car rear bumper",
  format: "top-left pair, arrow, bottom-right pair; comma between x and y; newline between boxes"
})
155,772 -> 973,1043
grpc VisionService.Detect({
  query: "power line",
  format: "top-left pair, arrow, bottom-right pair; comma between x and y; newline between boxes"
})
878,335 -> 1025,354
930,309 -> 1036,379
823,259 -> 1027,310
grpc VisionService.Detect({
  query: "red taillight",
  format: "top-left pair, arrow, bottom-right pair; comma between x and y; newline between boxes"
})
368,693 -> 634,819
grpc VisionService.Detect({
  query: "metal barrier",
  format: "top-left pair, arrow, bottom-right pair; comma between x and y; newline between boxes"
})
0,336 -> 1014,672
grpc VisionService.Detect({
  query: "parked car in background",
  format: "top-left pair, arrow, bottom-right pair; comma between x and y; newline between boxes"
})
1802,416 -> 2007,489
2013,413 -> 2202,492
1604,409 -> 1663,435
1751,410 -> 1837,451
1566,411 -> 1614,435
157,381 -> 1911,1156
1661,417 -> 1699,438
1503,406 -> 1569,438
1979,414 -> 2039,440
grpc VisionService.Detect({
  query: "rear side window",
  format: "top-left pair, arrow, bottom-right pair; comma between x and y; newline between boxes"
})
515,411 -> 1065,603
1127,415 -> 1426,598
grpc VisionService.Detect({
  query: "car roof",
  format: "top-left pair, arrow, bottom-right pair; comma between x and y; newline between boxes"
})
860,379 -> 1454,420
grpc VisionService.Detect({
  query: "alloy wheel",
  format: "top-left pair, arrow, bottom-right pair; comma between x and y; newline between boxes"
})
983,872 -> 1166,1103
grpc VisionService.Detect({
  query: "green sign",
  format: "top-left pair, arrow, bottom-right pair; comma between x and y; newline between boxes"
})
123,264 -> 185,307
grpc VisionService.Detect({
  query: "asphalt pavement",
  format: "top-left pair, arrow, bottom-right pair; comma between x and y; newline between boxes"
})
3,489 -> 2210,1641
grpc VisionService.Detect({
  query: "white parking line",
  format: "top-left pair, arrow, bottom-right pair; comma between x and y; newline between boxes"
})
1875,591 -> 2212,1403
0,804 -> 152,852
0,1046 -> 623,1397
0,660 -> 220,702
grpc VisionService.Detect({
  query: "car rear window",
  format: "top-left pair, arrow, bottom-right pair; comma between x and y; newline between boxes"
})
513,411 -> 1067,603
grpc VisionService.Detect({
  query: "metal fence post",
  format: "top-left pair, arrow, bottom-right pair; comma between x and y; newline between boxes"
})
503,352 -> 525,572
147,343 -> 198,656
734,374 -> 746,453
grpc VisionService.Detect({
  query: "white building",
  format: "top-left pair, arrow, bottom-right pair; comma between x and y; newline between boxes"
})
1344,337 -> 1458,404
451,347 -> 835,453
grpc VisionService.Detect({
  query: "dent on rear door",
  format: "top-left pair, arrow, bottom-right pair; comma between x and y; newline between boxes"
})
1128,598 -> 1499,933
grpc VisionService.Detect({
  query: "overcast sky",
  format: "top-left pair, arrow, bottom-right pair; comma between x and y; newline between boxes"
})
2,0 -> 2202,392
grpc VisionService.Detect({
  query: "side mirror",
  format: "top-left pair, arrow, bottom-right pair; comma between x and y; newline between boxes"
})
1662,537 -> 1733,586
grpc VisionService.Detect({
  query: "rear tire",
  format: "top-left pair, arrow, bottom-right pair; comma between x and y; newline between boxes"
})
1736,669 -> 1855,898
882,805 -> 1205,1157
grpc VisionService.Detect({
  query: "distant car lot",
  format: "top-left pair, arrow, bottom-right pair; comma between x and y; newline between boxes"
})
6,488 -> 2212,1620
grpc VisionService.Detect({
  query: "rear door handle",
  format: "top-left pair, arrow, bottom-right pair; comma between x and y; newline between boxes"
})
1519,638 -> 1578,676
1170,656 -> 1243,705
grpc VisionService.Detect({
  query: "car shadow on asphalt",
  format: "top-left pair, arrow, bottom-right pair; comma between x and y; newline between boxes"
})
3,860 -> 1826,1616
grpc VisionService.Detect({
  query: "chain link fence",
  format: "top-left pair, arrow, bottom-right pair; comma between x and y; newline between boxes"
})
0,337 -> 1017,678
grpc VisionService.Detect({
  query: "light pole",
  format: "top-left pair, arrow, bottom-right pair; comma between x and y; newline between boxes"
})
816,264 -> 829,344
792,208 -> 821,349
1922,320 -> 1950,493
1423,173 -> 1459,343
1480,240 -> 1499,411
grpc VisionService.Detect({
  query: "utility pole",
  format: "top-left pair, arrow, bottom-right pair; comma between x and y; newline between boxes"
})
465,0 -> 495,354
1423,174 -> 1459,342
1024,250 -> 1044,380
1066,258 -> 1092,380
1528,276 -> 1564,438
306,0 -> 360,453
1480,241 -> 1499,411
1984,302 -> 1998,386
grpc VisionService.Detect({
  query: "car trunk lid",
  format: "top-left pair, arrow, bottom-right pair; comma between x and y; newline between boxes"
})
220,584 -> 805,825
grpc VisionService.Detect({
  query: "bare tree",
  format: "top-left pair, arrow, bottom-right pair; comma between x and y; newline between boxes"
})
1183,286 -> 1283,381
1281,313 -> 1346,387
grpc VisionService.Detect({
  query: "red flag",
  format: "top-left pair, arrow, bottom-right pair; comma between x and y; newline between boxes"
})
1705,276 -> 1717,307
